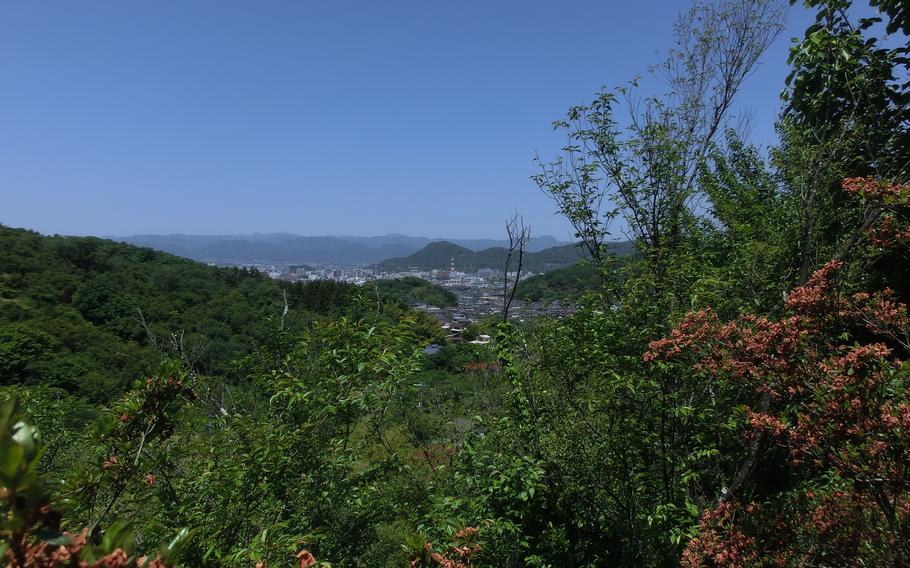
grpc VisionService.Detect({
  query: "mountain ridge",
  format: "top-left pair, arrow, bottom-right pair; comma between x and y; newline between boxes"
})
111,233 -> 570,264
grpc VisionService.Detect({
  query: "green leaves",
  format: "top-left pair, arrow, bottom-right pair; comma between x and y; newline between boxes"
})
1,396 -> 192,567
157,527 -> 194,565
0,398 -> 46,510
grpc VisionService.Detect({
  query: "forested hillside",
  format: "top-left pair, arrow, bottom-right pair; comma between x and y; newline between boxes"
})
0,227 -> 447,401
372,276 -> 459,308
0,226 -> 289,400
2,1 -> 910,567
378,240 -> 593,272
0,228 -> 499,568
515,262 -> 601,303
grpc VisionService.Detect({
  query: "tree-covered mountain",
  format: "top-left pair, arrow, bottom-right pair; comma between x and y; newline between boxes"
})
0,227 -> 286,400
378,241 -> 573,272
515,242 -> 636,302
372,276 -> 458,308
0,226 -> 440,402
336,233 -> 566,253
379,240 -> 633,273
515,262 -> 601,302
0,228 -> 486,567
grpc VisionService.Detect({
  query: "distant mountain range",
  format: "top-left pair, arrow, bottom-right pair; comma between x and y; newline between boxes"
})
378,240 -> 635,273
111,233 -> 571,265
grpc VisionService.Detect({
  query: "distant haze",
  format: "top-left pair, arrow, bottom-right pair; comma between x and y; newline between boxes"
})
114,232 -> 571,265
1,1 -> 818,238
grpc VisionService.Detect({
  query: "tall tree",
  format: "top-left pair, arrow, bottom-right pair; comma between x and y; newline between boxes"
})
534,0 -> 786,282
779,0 -> 910,283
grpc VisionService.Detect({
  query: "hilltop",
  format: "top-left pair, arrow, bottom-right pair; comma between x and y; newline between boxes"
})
379,240 -> 634,273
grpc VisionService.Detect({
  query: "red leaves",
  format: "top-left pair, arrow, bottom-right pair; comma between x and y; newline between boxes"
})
227,549 -> 317,568
453,527 -> 478,540
843,176 -> 910,249
645,308 -> 808,394
4,528 -> 166,568
408,527 -> 480,568
847,289 -> 910,344
868,215 -> 910,247
842,177 -> 910,205
644,309 -> 719,363
649,258 -> 910,564
746,412 -> 788,437
645,263 -> 846,386
681,503 -> 758,568
296,549 -> 316,568
783,260 -> 842,317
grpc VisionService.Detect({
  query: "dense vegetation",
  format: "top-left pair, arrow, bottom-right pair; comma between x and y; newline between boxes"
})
0,228 -> 450,401
0,227 -> 288,401
3,0 -> 910,566
516,262 -> 601,303
372,276 -> 459,308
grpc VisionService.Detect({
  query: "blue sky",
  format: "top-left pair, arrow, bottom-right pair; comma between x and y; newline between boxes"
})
1,1 -> 819,240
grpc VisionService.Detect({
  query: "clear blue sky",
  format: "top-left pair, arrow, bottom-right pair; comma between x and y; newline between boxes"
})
1,1 -> 819,240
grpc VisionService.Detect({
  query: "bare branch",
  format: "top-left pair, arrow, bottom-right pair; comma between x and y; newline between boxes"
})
502,214 -> 530,322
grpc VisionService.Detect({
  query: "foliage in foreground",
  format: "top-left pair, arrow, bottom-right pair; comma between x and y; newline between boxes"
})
0,397 -> 191,567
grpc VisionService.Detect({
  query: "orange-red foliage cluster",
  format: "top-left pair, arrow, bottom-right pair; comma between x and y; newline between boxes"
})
842,177 -> 910,248
408,527 -> 480,568
648,257 -> 910,564
5,528 -> 167,568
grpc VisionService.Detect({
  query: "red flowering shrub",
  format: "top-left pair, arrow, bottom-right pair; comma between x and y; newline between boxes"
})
295,549 -> 316,568
63,362 -> 196,533
647,259 -> 910,565
842,177 -> 910,249
408,527 -> 481,568
681,503 -> 758,568
251,548 -> 320,568
842,176 -> 910,205
1,399 -> 189,568
5,526 -> 170,568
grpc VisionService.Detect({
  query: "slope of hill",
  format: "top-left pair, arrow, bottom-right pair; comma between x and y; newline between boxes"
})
516,262 -> 601,302
336,233 -> 565,252
378,240 -> 625,273
0,226 -> 364,402
379,241 -> 475,271
514,242 -> 637,301
371,276 -> 458,308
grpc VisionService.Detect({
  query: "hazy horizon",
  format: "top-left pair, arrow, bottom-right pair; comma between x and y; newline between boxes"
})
2,1 -> 821,239
103,231 -> 568,240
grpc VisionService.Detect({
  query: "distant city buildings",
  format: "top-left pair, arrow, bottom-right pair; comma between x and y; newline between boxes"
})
211,259 -> 571,326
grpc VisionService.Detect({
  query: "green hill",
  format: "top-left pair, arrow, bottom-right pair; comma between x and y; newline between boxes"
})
515,242 -> 637,302
371,276 -> 458,308
515,262 -> 601,302
0,226 -> 360,401
379,241 -> 590,272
